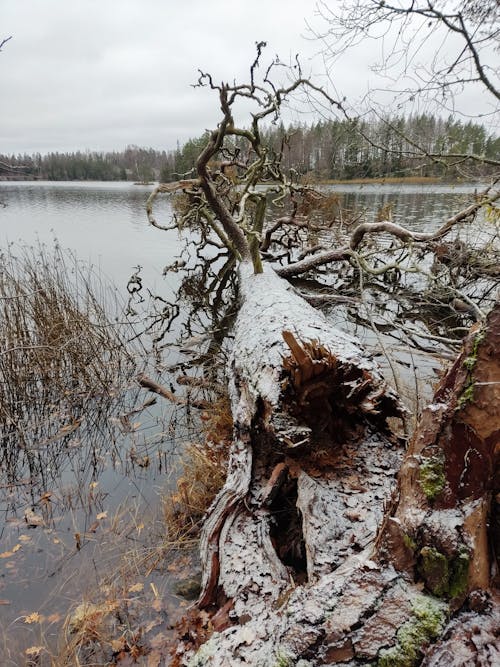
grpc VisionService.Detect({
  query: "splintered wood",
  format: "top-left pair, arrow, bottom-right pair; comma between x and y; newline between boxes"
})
281,329 -> 399,441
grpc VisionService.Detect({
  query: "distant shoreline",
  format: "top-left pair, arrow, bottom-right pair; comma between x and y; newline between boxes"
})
0,175 -> 483,186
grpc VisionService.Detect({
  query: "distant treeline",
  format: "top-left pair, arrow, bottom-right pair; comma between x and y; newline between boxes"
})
2,114 -> 498,182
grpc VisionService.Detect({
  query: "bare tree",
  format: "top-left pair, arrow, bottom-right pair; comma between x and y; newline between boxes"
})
313,0 -> 499,117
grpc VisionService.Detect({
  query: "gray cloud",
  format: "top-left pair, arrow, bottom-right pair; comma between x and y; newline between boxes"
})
1,0 -> 324,153
1,0 -> 495,155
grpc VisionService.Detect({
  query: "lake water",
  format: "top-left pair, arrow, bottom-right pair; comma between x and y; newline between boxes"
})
0,180 -> 493,662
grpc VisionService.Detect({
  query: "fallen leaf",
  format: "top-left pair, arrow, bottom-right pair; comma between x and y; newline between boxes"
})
19,535 -> 31,543
96,511 -> 108,521
0,543 -> 21,558
128,582 -> 144,593
110,637 -> 126,652
151,598 -> 163,612
147,649 -> 162,667
24,612 -> 43,624
25,646 -> 45,656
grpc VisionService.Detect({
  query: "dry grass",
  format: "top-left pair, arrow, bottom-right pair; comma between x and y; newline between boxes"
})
163,395 -> 233,545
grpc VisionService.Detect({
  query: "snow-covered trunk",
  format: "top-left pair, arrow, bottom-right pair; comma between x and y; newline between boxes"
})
178,268 -> 499,667
183,263 -> 403,662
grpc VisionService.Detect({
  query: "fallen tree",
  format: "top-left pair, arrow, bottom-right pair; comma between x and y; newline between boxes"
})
143,47 -> 499,665
175,291 -> 498,666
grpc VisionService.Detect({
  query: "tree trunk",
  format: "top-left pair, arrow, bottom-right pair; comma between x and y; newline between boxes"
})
177,265 -> 499,667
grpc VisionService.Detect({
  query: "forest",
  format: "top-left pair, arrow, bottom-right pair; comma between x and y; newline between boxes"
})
1,114 -> 499,183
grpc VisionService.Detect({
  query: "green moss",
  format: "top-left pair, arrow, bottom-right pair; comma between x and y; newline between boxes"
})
402,532 -> 417,552
418,455 -> 446,501
457,329 -> 485,408
377,595 -> 447,667
274,652 -> 294,667
449,549 -> 471,598
418,546 -> 470,600
419,547 -> 449,597
457,382 -> 475,409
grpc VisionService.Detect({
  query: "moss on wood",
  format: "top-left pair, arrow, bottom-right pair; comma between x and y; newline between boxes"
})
418,455 -> 446,501
377,595 -> 447,667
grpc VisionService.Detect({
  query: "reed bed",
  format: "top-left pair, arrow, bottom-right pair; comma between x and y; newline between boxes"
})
0,242 -> 137,491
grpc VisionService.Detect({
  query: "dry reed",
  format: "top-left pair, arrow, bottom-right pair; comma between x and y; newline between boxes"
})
0,242 -> 137,484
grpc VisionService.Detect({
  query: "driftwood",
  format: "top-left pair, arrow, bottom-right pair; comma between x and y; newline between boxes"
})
174,264 -> 499,666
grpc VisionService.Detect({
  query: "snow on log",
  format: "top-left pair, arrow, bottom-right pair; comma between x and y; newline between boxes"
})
177,297 -> 499,666
178,263 -> 405,665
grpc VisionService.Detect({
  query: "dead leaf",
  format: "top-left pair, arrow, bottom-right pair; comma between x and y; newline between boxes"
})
0,599 -> 11,605
110,637 -> 126,652
147,649 -> 162,667
151,598 -> 163,612
25,646 -> 45,656
0,544 -> 21,559
128,582 -> 144,593
24,612 -> 43,624
96,511 -> 108,521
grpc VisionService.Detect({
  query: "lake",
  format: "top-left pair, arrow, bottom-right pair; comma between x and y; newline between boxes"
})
0,180 -> 492,662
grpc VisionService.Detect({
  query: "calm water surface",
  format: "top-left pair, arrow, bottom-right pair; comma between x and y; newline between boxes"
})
0,180 -> 491,662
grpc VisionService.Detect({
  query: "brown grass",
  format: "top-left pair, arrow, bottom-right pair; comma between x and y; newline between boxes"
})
0,242 -> 136,463
163,395 -> 233,544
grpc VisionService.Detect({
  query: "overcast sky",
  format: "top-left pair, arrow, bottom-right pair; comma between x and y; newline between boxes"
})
1,0 -> 326,154
1,1 -> 498,155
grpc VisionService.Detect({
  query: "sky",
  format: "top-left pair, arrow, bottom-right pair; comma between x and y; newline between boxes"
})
1,0 -> 498,155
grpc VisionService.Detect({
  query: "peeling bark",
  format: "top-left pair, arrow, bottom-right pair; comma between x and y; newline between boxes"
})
176,273 -> 499,666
